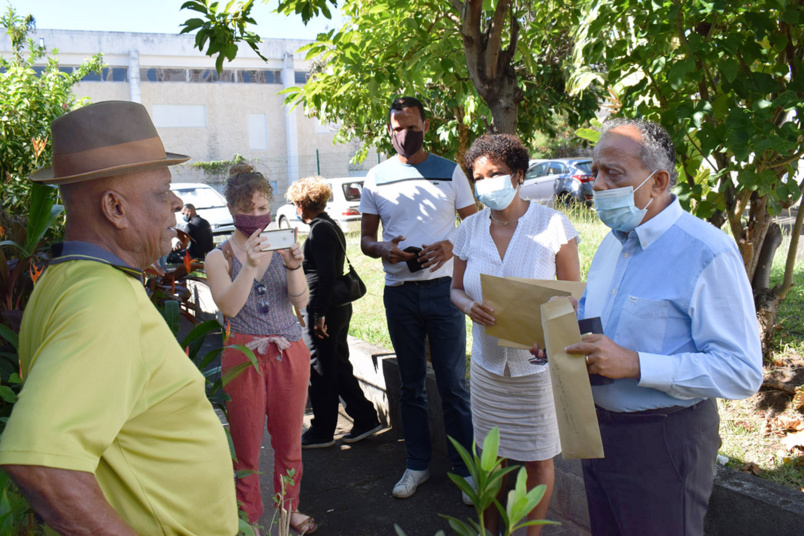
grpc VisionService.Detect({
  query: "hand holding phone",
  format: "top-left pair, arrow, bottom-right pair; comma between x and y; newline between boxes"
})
259,228 -> 297,251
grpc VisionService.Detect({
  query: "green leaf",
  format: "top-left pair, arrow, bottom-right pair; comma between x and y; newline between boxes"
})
25,183 -> 63,254
221,361 -> 252,387
667,58 -> 694,91
222,343 -> 259,377
160,300 -> 181,336
0,386 -> 17,404
0,326 -> 18,351
480,427 -> 500,472
575,127 -> 600,144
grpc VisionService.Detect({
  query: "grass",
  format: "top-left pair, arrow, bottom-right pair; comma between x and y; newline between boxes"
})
334,206 -> 804,492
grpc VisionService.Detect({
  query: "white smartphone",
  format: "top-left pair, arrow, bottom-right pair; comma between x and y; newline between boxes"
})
259,228 -> 296,251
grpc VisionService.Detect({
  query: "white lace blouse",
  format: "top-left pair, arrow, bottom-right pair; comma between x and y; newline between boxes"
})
450,202 -> 579,377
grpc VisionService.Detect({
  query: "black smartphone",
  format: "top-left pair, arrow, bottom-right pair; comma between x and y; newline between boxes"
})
578,317 -> 613,386
403,246 -> 424,273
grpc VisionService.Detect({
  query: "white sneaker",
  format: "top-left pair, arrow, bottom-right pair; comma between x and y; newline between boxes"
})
392,468 -> 430,499
461,475 -> 475,506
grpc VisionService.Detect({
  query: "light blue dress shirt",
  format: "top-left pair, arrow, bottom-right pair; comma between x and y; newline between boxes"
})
578,197 -> 763,412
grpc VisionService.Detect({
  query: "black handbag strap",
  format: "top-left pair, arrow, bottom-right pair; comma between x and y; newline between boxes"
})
315,217 -> 354,276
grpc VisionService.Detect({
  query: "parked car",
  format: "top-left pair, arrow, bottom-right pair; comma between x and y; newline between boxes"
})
169,183 -> 234,242
519,159 -> 551,202
520,158 -> 594,206
551,158 -> 594,206
275,177 -> 364,233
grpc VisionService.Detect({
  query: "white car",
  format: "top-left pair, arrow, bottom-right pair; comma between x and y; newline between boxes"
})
169,183 -> 234,241
275,177 -> 364,233
519,159 -> 554,202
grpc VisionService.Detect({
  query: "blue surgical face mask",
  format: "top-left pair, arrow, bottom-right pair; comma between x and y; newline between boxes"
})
183,214 -> 191,223
593,170 -> 657,233
475,174 -> 517,211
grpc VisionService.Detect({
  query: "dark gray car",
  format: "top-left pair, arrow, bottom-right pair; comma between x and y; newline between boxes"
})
547,158 -> 594,206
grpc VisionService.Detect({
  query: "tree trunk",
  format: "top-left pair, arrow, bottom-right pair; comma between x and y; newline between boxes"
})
751,222 -> 782,290
755,287 -> 782,358
751,222 -> 784,356
460,0 -> 522,135
485,82 -> 520,134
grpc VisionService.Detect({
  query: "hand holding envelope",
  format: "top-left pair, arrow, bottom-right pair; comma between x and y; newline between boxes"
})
479,273 -> 585,348
478,274 -> 603,459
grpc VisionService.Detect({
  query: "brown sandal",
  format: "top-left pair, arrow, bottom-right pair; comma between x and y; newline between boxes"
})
290,511 -> 318,535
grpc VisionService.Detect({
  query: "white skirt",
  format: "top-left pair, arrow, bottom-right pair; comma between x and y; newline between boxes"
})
470,359 -> 561,462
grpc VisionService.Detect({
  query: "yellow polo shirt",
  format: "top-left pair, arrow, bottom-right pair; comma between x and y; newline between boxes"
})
0,259 -> 238,535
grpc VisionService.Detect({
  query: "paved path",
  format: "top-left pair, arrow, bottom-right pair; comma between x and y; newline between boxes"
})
253,410 -> 587,536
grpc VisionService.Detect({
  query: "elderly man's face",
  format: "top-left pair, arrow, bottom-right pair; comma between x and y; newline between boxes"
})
124,167 -> 182,267
591,124 -> 656,210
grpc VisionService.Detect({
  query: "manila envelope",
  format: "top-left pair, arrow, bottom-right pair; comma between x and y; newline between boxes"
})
479,273 -> 585,348
541,298 -> 604,459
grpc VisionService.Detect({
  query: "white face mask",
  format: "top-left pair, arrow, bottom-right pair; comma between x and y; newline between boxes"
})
474,174 -> 517,211
593,170 -> 657,232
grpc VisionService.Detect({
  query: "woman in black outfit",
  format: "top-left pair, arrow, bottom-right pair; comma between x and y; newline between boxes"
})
285,177 -> 382,448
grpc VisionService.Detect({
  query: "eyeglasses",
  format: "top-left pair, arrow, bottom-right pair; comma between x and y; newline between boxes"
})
254,282 -> 270,314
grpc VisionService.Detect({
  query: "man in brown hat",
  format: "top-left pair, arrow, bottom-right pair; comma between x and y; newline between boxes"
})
0,101 -> 238,535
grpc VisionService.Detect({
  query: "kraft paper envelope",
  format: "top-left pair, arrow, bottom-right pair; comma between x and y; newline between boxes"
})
479,273 -> 585,348
541,298 -> 604,459
498,278 -> 586,349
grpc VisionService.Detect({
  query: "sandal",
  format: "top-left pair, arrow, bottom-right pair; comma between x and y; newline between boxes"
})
290,511 -> 318,535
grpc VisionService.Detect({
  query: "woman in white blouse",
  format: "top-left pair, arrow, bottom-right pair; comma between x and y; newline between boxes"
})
450,134 -> 580,535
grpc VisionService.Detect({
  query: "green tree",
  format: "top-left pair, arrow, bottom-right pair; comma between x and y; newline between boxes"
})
571,0 -> 804,353
0,5 -> 103,215
180,0 -> 599,167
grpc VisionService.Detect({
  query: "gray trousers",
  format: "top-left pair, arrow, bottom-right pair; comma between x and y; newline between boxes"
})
582,398 -> 720,536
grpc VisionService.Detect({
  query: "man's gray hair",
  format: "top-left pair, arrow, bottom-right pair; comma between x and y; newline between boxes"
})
600,118 -> 678,189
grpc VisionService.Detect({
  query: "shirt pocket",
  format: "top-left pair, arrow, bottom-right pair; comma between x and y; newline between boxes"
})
614,296 -> 678,355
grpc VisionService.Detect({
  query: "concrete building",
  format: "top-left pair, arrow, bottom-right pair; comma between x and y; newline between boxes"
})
0,29 -> 380,207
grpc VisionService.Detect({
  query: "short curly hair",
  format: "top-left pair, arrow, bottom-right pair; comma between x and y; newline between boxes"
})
599,118 -> 678,188
224,163 -> 273,212
464,134 -> 530,178
285,176 -> 332,212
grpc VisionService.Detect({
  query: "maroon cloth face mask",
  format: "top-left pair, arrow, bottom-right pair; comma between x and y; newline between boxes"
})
233,213 -> 272,236
391,129 -> 424,158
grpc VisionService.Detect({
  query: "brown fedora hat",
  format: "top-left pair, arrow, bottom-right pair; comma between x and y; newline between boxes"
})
31,100 -> 190,185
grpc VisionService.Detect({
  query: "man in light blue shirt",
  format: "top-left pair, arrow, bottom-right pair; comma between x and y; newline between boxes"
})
567,118 -> 762,536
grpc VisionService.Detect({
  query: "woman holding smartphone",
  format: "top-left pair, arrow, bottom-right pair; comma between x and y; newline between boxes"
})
450,135 -> 580,535
205,163 -> 317,535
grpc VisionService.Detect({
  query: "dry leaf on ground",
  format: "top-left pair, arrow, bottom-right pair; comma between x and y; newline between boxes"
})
740,462 -> 762,475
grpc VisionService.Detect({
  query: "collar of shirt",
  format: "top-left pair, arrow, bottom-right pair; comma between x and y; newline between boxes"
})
613,196 -> 683,250
50,241 -> 142,279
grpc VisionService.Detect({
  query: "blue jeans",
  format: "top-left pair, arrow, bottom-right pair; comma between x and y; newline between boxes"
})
384,277 -> 473,476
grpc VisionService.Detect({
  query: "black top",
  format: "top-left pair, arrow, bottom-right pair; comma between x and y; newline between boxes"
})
302,212 -> 346,318
185,215 -> 214,260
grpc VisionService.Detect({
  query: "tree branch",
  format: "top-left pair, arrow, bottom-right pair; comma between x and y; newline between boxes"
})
500,5 -> 519,67
485,0 -> 511,81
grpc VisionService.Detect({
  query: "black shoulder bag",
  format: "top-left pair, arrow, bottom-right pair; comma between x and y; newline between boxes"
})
323,221 -> 367,307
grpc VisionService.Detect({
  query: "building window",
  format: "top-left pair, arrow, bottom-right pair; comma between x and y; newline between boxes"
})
241,70 -> 281,84
140,68 -> 187,82
151,104 -> 206,128
136,68 -> 284,84
80,67 -> 127,82
188,69 -> 219,82
294,70 -> 309,84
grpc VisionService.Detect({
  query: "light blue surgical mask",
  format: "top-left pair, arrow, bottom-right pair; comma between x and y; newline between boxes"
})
593,170 -> 657,233
475,174 -> 517,211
